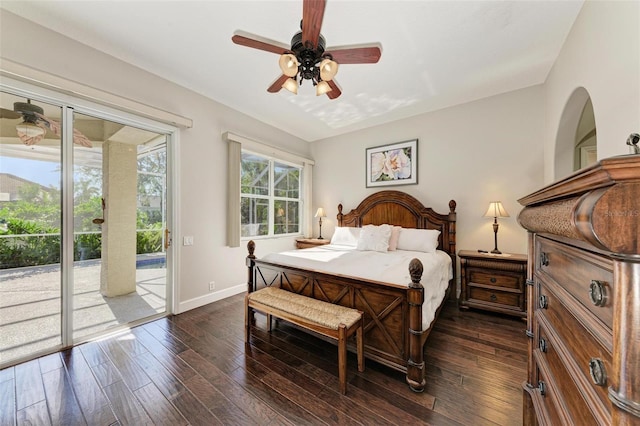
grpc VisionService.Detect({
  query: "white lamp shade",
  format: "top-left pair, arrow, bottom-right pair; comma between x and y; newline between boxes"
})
16,121 -> 45,137
279,54 -> 299,77
314,207 -> 326,218
315,81 -> 332,96
281,77 -> 298,94
484,201 -> 510,218
319,58 -> 338,81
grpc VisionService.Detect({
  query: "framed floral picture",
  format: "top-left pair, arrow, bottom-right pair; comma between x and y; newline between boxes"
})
366,139 -> 418,187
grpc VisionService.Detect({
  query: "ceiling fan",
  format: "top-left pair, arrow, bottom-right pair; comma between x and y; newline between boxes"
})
232,0 -> 382,99
0,100 -> 92,147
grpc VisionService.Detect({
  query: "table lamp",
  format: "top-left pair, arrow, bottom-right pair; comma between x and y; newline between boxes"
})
484,201 -> 509,254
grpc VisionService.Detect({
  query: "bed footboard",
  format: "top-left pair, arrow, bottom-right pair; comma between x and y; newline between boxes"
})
246,240 -> 430,392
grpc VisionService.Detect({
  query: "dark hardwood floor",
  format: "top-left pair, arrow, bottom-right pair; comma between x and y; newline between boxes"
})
0,294 -> 527,425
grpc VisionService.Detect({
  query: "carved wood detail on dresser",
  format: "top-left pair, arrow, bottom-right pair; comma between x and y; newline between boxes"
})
518,154 -> 640,425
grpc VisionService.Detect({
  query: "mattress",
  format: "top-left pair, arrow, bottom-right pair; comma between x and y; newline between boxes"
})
261,244 -> 453,329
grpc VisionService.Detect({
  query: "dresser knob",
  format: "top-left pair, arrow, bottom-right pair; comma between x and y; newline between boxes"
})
589,280 -> 607,307
538,381 -> 546,396
539,338 -> 547,353
539,295 -> 548,309
540,252 -> 549,267
490,293 -> 497,302
490,277 -> 497,283
589,358 -> 607,386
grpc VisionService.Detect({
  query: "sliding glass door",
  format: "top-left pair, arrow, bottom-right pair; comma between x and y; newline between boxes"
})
0,93 -> 63,364
0,88 -> 172,367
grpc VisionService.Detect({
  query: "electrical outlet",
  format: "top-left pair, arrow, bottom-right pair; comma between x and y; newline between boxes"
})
183,236 -> 194,246
209,281 -> 215,291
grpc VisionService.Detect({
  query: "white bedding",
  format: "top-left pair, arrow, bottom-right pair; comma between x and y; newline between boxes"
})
261,244 -> 453,329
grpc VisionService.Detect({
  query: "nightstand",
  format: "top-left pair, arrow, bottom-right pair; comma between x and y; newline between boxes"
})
458,250 -> 527,318
295,238 -> 330,249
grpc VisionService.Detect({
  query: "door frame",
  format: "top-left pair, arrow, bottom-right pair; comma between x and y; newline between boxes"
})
1,77 -> 180,354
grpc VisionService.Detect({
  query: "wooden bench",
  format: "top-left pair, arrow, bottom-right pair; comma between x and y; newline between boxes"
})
245,286 -> 364,394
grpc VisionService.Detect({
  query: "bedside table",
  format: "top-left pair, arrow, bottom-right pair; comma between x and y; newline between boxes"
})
295,238 -> 330,249
458,250 -> 527,318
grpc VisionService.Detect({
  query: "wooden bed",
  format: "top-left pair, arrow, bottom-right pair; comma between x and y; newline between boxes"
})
246,190 -> 457,391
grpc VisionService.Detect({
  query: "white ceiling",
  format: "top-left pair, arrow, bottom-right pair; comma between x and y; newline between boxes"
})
1,0 -> 584,142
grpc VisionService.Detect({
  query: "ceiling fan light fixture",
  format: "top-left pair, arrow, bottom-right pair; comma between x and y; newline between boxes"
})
279,53 -> 299,77
16,121 -> 45,138
316,80 -> 332,96
319,58 -> 338,81
282,77 -> 299,94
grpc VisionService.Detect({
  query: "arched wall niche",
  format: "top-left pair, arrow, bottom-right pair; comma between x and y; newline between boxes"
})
554,87 -> 596,180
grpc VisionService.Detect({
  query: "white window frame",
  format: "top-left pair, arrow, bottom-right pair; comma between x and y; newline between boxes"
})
241,150 -> 302,239
224,132 -> 314,247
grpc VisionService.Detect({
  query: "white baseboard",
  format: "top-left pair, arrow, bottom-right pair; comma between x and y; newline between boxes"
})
177,283 -> 246,314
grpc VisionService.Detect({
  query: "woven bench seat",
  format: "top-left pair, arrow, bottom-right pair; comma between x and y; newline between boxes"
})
245,286 -> 364,394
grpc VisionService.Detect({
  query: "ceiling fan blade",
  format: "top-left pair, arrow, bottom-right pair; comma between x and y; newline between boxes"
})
267,74 -> 290,93
326,80 -> 341,100
0,107 -> 21,119
325,44 -> 382,64
35,113 -> 93,147
232,31 -> 289,55
302,0 -> 326,49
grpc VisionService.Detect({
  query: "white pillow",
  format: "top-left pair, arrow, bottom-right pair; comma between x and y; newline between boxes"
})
388,226 -> 402,251
330,227 -> 361,247
396,228 -> 441,253
357,224 -> 393,252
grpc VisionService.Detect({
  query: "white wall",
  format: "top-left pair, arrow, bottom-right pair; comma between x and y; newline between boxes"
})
310,85 -> 545,261
0,11 -> 310,310
544,0 -> 640,182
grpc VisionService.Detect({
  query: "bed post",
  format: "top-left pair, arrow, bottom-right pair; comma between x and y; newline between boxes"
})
406,258 -> 426,392
448,199 -> 457,301
246,240 -> 257,323
337,203 -> 344,226
246,240 -> 256,293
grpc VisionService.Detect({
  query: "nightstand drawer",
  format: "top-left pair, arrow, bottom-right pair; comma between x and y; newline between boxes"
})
468,269 -> 521,290
468,287 -> 522,309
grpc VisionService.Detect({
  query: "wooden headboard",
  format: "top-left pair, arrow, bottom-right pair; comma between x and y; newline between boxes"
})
336,190 -> 457,259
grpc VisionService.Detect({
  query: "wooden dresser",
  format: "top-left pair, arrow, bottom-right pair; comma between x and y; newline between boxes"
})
518,154 -> 640,425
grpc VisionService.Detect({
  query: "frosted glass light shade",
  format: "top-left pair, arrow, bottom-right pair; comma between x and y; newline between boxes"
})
315,81 -> 332,96
279,54 -> 299,77
282,77 -> 298,94
319,58 -> 338,81
16,121 -> 45,137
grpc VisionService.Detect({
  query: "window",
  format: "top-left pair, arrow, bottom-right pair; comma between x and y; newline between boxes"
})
241,151 -> 301,238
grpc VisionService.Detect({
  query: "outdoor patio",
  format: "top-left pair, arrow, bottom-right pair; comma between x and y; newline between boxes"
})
0,256 -> 166,366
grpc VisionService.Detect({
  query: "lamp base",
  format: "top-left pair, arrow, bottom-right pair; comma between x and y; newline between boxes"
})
491,249 -> 502,254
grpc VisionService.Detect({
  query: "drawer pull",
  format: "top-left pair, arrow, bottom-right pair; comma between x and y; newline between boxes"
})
538,381 -> 546,396
539,338 -> 547,353
540,252 -> 549,267
589,280 -> 607,307
589,358 -> 607,386
490,293 -> 497,302
539,295 -> 548,309
490,277 -> 497,283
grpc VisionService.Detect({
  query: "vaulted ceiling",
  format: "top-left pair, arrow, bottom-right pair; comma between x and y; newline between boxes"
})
1,1 -> 584,142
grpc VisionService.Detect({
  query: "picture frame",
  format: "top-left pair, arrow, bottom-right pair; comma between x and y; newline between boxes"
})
365,139 -> 418,187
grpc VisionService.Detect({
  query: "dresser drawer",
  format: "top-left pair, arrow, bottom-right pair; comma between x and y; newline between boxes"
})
536,278 -> 613,419
468,269 -> 522,290
533,355 -> 566,426
536,237 -> 614,329
536,316 -> 611,425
